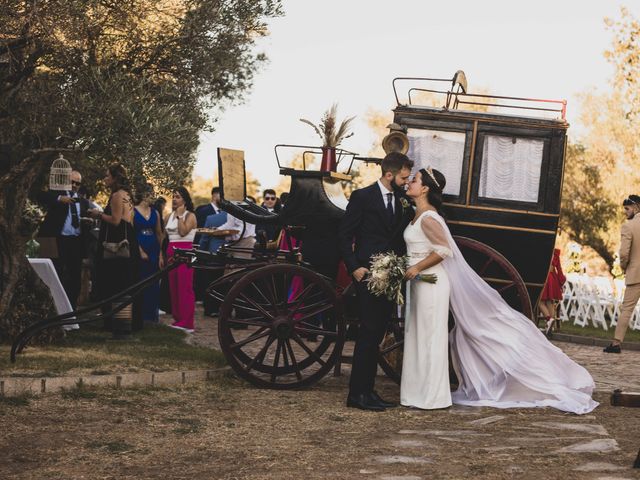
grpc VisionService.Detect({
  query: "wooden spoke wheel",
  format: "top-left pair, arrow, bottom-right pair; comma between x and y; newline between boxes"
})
377,236 -> 532,385
218,264 -> 345,389
377,316 -> 404,384
454,236 -> 533,320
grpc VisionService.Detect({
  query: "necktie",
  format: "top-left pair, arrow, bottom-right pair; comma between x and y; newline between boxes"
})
70,194 -> 79,229
386,192 -> 394,223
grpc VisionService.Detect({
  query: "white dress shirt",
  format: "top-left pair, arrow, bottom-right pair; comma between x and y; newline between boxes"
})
217,214 -> 256,241
377,179 -> 395,214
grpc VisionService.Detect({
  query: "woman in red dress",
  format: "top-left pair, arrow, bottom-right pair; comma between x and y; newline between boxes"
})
540,248 -> 566,337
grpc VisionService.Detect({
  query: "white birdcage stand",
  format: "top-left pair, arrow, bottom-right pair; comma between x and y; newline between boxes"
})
49,153 -> 72,191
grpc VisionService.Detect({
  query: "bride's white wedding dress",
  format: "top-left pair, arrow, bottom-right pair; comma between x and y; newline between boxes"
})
402,210 -> 598,414
401,211 -> 453,409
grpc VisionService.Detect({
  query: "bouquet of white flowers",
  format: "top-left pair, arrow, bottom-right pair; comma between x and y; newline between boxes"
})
367,252 -> 437,305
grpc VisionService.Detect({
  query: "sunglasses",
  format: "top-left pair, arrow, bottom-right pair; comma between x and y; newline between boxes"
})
264,196 -> 276,200
71,180 -> 82,186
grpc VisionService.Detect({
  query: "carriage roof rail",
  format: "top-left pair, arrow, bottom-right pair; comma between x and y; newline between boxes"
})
274,143 -> 358,174
392,70 -> 567,121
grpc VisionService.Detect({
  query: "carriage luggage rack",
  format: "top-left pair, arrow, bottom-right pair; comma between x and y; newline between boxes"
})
392,70 -> 567,121
274,144 -> 359,175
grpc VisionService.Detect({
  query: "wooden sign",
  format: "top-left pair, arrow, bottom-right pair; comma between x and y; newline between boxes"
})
217,148 -> 246,202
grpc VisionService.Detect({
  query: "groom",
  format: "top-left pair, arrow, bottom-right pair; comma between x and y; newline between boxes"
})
338,152 -> 414,411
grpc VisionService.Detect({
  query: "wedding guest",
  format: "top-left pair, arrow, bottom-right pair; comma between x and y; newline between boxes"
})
77,184 -> 102,304
88,163 -> 142,331
154,197 -> 167,232
256,188 -> 282,245
195,187 -> 222,232
540,248 -> 566,337
199,202 -> 228,316
134,183 -> 164,323
164,187 -> 197,332
604,195 -> 640,353
279,192 -> 289,207
37,170 -> 91,309
216,212 -> 256,259
194,186 -> 223,300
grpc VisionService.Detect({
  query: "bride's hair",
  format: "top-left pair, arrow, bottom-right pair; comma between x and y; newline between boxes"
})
419,168 -> 446,215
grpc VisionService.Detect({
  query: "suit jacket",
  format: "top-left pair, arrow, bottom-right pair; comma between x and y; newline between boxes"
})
338,182 -> 414,275
620,215 -> 640,285
255,202 -> 282,242
195,203 -> 219,228
37,190 -> 90,237
195,203 -> 220,244
198,211 -> 228,253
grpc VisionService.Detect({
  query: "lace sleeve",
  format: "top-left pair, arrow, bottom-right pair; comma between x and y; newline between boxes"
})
420,215 -> 452,259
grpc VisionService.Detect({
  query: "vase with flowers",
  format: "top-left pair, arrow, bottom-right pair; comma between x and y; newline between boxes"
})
300,104 -> 355,172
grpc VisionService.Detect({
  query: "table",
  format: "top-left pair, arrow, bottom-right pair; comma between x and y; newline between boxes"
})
28,258 -> 79,330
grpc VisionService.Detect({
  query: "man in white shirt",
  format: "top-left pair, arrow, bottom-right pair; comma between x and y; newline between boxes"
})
37,170 -> 90,308
217,213 -> 256,258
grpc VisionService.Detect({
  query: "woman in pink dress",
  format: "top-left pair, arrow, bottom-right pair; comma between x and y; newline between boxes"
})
164,187 -> 197,333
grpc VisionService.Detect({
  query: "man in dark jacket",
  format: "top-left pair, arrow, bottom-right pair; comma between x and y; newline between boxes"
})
38,170 -> 90,309
255,188 -> 282,246
338,152 -> 414,411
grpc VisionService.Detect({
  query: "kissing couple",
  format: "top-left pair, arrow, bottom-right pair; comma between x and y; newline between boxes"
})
338,152 -> 598,414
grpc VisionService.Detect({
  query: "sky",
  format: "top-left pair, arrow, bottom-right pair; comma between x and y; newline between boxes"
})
194,0 -> 639,189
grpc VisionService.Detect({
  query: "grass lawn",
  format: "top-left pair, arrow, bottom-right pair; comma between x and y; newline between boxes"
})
0,323 -> 225,377
558,320 -> 640,343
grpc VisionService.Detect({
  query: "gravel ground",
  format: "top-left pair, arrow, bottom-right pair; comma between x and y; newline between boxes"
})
1,306 -> 638,480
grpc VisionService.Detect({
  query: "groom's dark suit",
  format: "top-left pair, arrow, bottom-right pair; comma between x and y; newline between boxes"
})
338,182 -> 414,397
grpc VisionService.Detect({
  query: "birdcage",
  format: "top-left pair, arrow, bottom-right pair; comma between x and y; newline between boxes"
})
49,154 -> 72,191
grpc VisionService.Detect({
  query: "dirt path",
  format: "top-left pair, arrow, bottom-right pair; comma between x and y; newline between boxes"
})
1,307 -> 638,479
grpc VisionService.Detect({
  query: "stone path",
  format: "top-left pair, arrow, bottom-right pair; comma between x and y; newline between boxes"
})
164,304 -> 640,393
357,408 -> 637,479
156,306 -> 640,478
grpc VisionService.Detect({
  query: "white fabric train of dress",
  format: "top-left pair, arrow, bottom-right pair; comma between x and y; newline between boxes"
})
403,210 -> 598,414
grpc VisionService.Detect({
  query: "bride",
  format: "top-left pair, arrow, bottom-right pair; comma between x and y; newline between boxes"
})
400,168 -> 598,414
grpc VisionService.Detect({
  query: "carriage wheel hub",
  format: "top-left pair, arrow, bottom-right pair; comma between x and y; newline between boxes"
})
273,318 -> 293,339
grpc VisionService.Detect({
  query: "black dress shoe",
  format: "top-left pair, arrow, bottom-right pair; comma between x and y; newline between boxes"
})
369,391 -> 398,408
346,393 -> 386,411
603,343 -> 621,353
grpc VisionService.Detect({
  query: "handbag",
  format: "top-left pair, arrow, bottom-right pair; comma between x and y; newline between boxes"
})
102,222 -> 130,259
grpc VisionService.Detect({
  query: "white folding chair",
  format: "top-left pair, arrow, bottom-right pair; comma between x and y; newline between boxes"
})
571,275 -> 589,328
584,277 -> 608,330
609,279 -> 626,327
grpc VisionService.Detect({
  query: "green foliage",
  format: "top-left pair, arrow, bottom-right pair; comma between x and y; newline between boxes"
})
561,8 -> 640,268
605,7 -> 640,120
1,0 -> 282,190
560,142 -> 618,268
0,0 -> 282,332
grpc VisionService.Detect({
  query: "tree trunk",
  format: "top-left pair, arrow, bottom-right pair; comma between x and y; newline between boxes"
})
0,154 -> 59,343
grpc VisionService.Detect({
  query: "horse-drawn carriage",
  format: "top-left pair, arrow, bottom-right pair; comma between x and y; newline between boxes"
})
12,71 -> 569,391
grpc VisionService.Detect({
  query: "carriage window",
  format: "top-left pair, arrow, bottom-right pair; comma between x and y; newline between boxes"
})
407,129 -> 466,197
478,136 -> 543,203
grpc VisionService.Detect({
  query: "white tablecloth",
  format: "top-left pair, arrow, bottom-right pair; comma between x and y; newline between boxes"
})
28,258 -> 79,330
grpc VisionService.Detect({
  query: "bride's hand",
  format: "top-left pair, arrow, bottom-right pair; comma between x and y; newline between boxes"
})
405,266 -> 421,280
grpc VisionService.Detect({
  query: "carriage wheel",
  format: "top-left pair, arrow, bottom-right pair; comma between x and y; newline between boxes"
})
377,236 -> 533,385
377,316 -> 404,384
454,236 -> 533,320
218,264 -> 345,389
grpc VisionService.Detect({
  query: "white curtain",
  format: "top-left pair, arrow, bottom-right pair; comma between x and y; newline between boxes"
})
479,136 -> 543,203
407,129 -> 466,196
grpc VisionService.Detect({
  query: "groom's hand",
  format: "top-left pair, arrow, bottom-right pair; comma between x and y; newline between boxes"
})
352,267 -> 370,282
